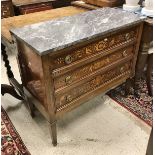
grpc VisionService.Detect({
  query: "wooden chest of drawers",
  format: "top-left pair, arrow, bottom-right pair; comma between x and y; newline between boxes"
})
18,2 -> 53,14
13,0 -> 54,15
49,27 -> 139,113
13,0 -> 75,15
10,8 -> 144,146
1,0 -> 14,18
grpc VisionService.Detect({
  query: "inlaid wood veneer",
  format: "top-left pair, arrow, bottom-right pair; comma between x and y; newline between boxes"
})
10,8 -> 144,146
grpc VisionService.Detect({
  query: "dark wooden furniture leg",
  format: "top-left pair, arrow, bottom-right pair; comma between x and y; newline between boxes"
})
134,41 -> 149,97
24,96 -> 35,118
1,43 -> 23,100
49,122 -> 57,146
146,129 -> 153,155
125,78 -> 133,96
1,84 -> 23,100
1,43 -> 36,117
135,20 -> 153,97
146,53 -> 153,96
1,43 -> 14,79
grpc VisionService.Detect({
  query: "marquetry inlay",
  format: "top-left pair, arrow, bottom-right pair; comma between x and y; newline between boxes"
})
56,62 -> 131,108
54,46 -> 133,90
51,28 -> 137,69
9,6 -> 143,146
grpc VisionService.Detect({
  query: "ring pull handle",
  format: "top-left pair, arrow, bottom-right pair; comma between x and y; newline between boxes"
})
65,76 -> 72,84
65,55 -> 73,64
122,50 -> 128,57
66,95 -> 73,102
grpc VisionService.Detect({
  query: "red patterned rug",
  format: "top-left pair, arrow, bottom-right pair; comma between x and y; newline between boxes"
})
107,79 -> 153,126
1,107 -> 31,155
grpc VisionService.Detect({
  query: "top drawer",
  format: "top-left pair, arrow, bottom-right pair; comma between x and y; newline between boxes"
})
49,26 -> 138,70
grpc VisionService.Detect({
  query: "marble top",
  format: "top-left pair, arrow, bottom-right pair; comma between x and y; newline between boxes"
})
10,7 -> 145,55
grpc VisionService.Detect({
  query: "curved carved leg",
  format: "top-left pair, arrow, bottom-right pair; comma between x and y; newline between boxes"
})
1,84 -> 23,100
1,43 -> 23,100
49,121 -> 57,146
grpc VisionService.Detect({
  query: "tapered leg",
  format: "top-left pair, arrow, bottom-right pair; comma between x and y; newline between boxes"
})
24,96 -> 35,118
146,54 -> 153,97
146,129 -> 153,155
125,78 -> 133,96
49,121 -> 57,146
134,46 -> 148,98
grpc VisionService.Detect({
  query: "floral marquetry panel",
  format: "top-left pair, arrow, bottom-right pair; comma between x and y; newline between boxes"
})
55,62 -> 131,109
50,27 -> 138,70
54,45 -> 134,90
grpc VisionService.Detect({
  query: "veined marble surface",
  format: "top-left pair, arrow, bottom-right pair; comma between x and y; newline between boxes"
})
10,7 -> 145,55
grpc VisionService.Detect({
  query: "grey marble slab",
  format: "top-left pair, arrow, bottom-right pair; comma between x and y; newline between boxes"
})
10,7 -> 145,55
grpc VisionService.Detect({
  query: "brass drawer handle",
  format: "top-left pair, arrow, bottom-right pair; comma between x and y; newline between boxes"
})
125,33 -> 130,40
120,67 -> 124,73
66,95 -> 72,102
65,76 -> 72,84
65,55 -> 73,64
122,50 -> 128,57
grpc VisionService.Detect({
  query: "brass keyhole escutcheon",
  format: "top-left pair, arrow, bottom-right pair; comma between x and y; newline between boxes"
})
125,33 -> 130,40
66,95 -> 72,102
65,76 -> 72,84
65,55 -> 73,64
122,50 -> 127,57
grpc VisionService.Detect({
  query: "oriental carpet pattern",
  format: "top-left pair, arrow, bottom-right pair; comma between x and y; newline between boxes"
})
107,79 -> 153,126
1,107 -> 31,155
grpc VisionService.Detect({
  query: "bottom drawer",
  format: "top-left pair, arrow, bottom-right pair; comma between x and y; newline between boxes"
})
55,61 -> 131,109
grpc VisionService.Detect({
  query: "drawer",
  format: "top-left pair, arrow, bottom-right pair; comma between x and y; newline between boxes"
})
50,27 -> 138,70
53,45 -> 134,90
55,61 -> 131,109
19,3 -> 53,14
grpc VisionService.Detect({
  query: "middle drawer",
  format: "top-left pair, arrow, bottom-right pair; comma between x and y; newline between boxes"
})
53,45 -> 134,91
